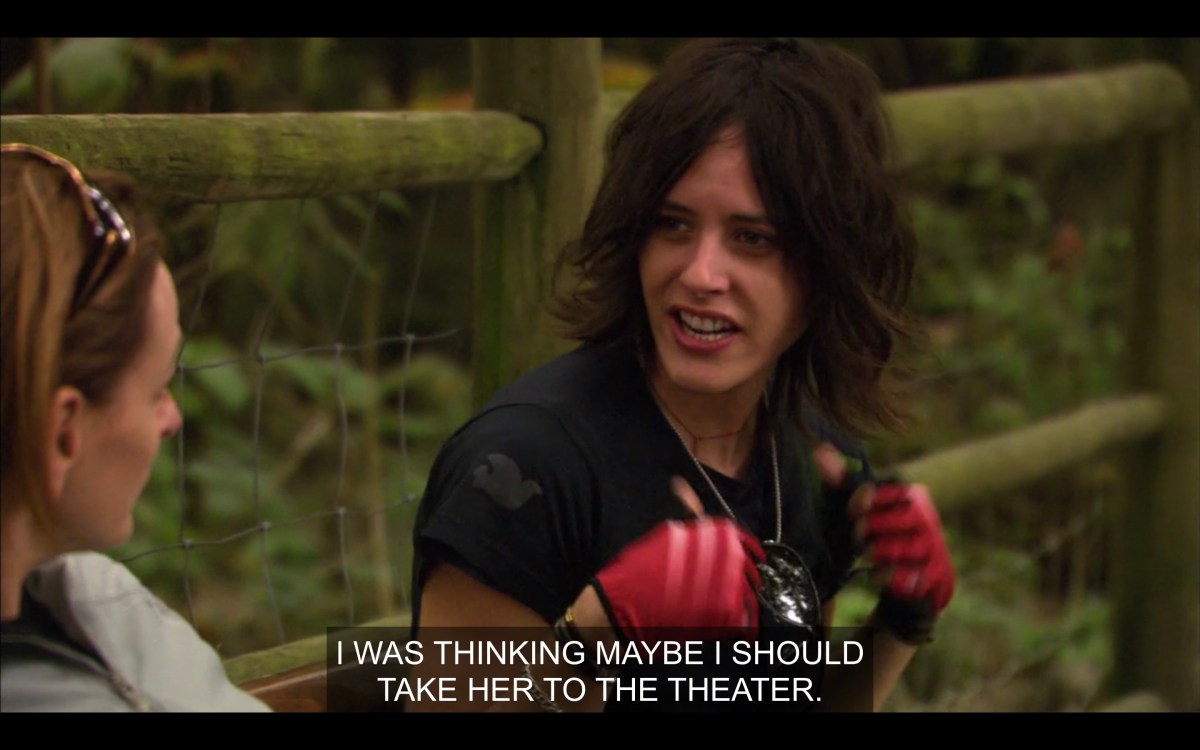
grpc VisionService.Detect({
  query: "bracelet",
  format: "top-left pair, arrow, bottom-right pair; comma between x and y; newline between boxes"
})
553,609 -> 578,647
521,662 -> 563,713
553,607 -> 620,679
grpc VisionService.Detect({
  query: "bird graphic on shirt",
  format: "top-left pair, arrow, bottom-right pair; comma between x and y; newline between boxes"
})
472,453 -> 543,510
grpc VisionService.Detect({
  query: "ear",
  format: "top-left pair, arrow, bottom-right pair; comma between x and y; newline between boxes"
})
45,386 -> 86,501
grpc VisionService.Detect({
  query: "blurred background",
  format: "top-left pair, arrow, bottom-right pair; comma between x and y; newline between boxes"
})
2,38 -> 1196,711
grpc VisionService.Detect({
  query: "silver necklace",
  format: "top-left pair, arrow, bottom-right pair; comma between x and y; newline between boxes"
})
651,388 -> 821,632
656,401 -> 783,544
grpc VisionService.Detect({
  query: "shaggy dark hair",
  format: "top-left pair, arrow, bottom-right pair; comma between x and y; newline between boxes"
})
552,37 -> 919,438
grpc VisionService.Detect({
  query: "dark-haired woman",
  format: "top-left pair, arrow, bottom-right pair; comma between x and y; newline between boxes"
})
409,38 -> 954,712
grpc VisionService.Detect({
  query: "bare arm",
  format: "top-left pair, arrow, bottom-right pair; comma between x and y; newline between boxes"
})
819,598 -> 917,711
812,444 -> 953,712
408,563 -> 614,713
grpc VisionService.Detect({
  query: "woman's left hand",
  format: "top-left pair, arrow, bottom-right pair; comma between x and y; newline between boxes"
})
854,482 -> 954,643
814,444 -> 955,644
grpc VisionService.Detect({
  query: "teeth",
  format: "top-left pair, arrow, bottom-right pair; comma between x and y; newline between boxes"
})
678,310 -> 734,340
679,310 -> 733,332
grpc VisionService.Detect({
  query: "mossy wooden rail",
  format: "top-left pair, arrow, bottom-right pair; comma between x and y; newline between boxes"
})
3,48 -> 1194,710
0,110 -> 543,202
6,65 -> 1186,203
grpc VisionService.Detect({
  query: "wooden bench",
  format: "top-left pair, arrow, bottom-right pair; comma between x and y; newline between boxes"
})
227,616 -> 409,712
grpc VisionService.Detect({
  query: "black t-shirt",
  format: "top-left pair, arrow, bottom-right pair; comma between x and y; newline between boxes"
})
411,341 -> 870,711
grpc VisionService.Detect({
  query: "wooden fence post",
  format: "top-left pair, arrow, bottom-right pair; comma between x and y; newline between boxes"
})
470,38 -> 603,407
1114,108 -> 1199,710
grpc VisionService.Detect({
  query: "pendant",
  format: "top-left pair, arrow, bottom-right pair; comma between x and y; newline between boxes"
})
757,541 -> 822,634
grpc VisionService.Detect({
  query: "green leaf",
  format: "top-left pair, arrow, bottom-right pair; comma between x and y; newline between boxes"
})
180,337 -> 253,415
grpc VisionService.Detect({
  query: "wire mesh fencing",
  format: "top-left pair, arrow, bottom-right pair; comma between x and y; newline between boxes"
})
116,185 -> 472,657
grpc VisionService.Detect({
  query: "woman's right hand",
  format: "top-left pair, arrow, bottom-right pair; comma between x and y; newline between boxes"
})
589,509 -> 765,644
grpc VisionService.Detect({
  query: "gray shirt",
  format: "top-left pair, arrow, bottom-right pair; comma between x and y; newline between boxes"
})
1,552 -> 268,712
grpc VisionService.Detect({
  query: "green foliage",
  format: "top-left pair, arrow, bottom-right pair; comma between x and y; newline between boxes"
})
111,158 -> 470,652
120,338 -> 470,651
2,38 -> 134,112
6,38 -> 1161,706
871,153 -> 1130,466
2,38 -> 417,115
855,143 -> 1135,709
833,531 -> 1114,712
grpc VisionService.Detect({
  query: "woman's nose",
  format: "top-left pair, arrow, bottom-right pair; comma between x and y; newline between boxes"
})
161,393 -> 182,439
679,232 -> 730,296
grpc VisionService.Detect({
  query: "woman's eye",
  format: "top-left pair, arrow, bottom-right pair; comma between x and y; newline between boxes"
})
736,228 -> 778,249
654,214 -> 689,233
155,380 -> 174,402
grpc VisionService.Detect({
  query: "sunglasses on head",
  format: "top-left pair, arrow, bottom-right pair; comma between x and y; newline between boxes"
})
2,143 -> 134,317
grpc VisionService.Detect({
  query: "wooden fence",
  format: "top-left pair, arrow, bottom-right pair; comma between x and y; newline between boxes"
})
3,39 -> 1196,710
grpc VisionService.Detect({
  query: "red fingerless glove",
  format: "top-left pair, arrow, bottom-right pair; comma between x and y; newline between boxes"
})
866,483 -> 954,644
591,517 -> 765,644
